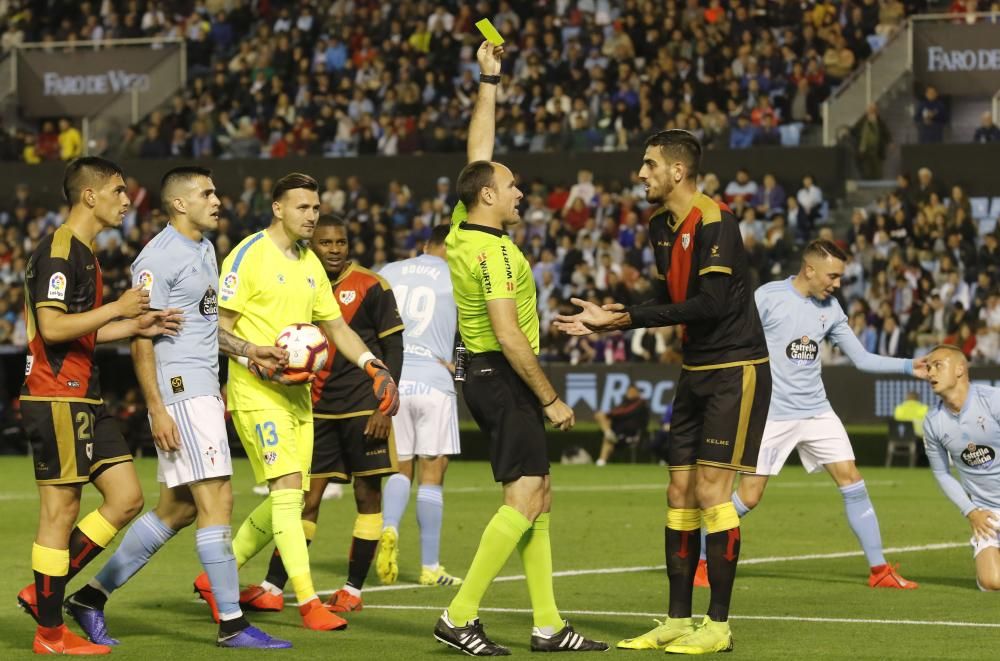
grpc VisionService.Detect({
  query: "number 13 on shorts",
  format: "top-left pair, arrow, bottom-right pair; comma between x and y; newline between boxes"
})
255,421 -> 279,447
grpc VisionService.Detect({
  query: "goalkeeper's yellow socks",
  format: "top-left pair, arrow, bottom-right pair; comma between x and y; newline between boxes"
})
232,495 -> 273,568
270,489 -> 316,605
447,506 -> 531,625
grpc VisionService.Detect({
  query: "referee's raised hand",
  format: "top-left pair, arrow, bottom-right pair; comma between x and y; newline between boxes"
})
544,397 -> 575,431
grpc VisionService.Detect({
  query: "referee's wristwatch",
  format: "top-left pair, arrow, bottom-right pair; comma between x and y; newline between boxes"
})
479,73 -> 501,85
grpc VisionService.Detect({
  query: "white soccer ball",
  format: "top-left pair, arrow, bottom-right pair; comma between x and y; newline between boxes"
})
275,323 -> 329,375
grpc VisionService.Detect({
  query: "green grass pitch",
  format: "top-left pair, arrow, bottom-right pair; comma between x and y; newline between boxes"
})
0,455 -> 996,659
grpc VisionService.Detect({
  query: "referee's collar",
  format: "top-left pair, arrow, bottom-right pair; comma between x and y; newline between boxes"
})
459,222 -> 504,238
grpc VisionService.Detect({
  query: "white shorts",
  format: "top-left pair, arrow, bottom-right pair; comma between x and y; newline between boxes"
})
394,381 -> 460,460
752,411 -> 854,476
971,508 -> 1000,558
155,395 -> 232,488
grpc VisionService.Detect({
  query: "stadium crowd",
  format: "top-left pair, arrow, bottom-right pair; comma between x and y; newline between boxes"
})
0,0 -> 932,161
2,162 -> 997,366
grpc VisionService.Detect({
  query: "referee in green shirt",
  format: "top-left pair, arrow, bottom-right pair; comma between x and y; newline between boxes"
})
431,41 -> 607,657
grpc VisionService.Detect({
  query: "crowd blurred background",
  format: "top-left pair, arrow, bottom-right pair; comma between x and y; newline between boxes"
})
9,0 -> 1000,163
2,0 -> 1000,447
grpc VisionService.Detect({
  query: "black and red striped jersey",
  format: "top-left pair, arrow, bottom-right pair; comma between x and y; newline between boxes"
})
311,262 -> 404,416
21,225 -> 104,403
627,193 -> 767,367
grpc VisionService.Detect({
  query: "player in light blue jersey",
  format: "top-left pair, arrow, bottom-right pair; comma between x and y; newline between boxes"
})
376,224 -> 464,588
923,344 -> 1000,590
696,240 -> 926,590
65,167 -> 290,649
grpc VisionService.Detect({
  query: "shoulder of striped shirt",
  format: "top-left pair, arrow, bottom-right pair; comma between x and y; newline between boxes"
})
349,263 -> 394,292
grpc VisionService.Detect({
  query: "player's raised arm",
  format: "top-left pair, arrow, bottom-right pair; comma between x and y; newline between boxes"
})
467,41 -> 504,164
317,316 -> 400,416
827,311 -> 915,375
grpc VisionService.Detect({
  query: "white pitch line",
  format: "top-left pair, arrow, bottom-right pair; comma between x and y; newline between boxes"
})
445,480 -> 899,494
326,541 -> 966,596
361,604 -> 1000,629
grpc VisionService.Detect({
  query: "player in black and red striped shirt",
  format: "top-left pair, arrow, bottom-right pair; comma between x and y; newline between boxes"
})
556,130 -> 770,655
17,157 -> 180,655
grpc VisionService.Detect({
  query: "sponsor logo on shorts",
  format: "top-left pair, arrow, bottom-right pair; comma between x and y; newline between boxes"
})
706,437 -> 730,446
366,447 -> 388,456
170,376 -> 185,394
264,450 -> 278,465
35,460 -> 48,472
66,380 -> 80,389
85,443 -> 93,460
48,272 -> 67,300
961,443 -> 995,469
786,336 -> 819,365
200,286 -> 218,320
204,445 -> 218,466
339,289 -> 357,305
710,244 -> 720,257
137,269 -> 154,291
221,272 -> 238,300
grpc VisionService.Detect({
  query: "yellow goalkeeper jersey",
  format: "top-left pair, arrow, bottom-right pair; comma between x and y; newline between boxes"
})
219,229 -> 341,417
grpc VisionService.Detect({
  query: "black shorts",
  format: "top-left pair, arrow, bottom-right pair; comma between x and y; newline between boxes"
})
23,400 -> 133,485
462,352 -> 550,483
668,360 -> 771,472
311,414 -> 398,483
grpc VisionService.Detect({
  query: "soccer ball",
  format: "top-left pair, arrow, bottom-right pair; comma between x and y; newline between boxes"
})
275,323 -> 329,377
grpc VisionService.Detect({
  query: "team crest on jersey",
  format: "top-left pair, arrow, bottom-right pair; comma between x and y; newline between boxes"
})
137,269 -> 154,291
200,286 -> 218,320
48,272 -> 67,300
961,443 -> 995,469
277,273 -> 286,284
263,451 -> 278,465
786,336 -> 819,364
681,233 -> 691,250
221,273 -> 238,300
977,416 -> 986,432
339,290 -> 357,305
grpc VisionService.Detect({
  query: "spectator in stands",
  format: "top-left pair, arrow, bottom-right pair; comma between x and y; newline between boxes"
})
752,174 -> 786,219
594,385 -> 651,467
853,104 -> 892,180
877,314 -> 906,357
57,118 -> 82,161
914,85 -> 949,143
972,111 -> 1000,143
725,168 -> 759,204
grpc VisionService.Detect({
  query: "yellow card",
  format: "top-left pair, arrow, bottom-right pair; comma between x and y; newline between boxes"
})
475,18 -> 505,46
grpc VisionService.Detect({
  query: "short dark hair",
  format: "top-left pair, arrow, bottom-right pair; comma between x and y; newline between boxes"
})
803,239 -> 848,262
456,161 -> 496,211
316,214 -> 347,231
644,129 -> 702,179
428,223 -> 451,246
160,166 -> 213,214
272,172 -> 318,202
63,157 -> 125,204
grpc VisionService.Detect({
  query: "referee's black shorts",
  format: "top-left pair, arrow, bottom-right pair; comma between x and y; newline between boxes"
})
668,359 -> 771,472
461,352 -> 550,483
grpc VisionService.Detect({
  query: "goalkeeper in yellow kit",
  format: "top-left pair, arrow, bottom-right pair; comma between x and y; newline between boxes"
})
194,172 -> 400,631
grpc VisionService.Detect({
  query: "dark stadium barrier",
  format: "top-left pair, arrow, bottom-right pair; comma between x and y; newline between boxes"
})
901,143 -> 1000,196
6,347 -> 997,425
3,147 -> 845,210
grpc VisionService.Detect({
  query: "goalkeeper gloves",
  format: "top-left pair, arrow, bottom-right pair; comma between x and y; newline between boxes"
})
364,358 -> 400,416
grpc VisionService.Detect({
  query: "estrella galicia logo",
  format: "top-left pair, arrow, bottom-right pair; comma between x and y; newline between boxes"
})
200,286 -> 218,320
786,336 -> 819,365
961,443 -> 996,469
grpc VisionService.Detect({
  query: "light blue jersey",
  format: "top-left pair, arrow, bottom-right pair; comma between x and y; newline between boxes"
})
380,254 -> 456,395
132,224 -> 220,405
756,278 -> 913,421
924,384 -> 1000,513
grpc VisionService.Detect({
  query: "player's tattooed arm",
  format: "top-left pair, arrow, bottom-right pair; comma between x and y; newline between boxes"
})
218,326 -> 251,357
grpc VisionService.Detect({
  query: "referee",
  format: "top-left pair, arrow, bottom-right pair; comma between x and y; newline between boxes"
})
431,41 -> 607,657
